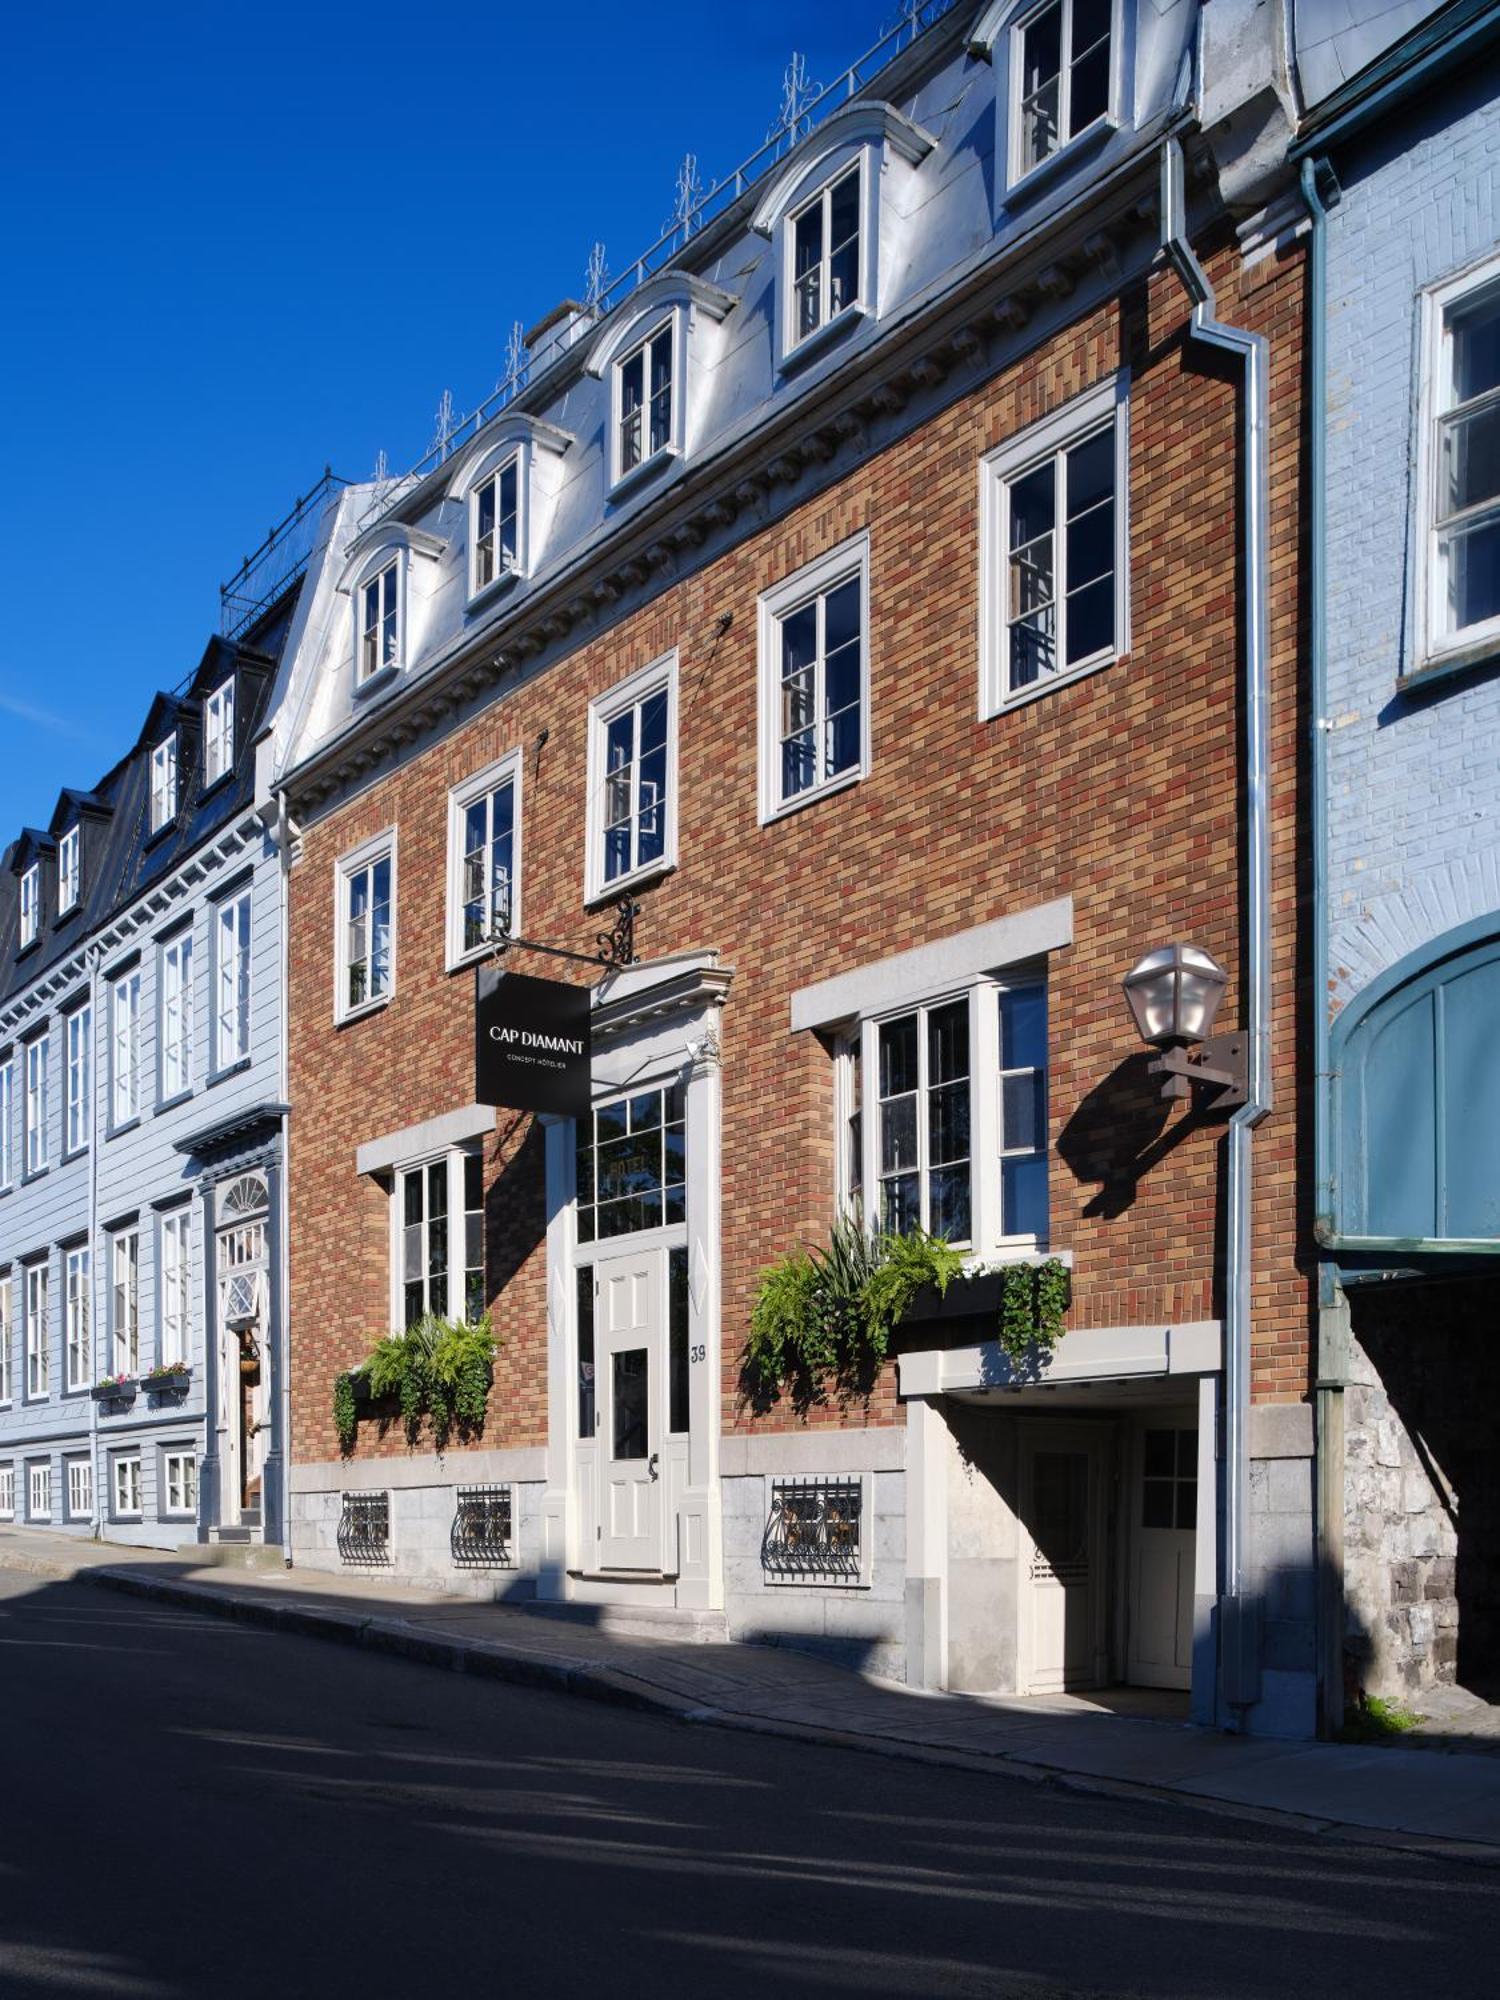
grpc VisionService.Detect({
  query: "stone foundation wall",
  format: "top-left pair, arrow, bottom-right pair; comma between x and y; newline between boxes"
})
1344,1345 -> 1459,1699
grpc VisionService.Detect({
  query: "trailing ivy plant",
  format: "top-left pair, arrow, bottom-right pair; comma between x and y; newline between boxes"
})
745,1219 -> 965,1407
332,1313 -> 497,1453
333,1370 -> 358,1457
994,1258 -> 1071,1370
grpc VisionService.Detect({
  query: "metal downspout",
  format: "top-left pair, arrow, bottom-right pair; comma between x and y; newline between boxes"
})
276,793 -> 294,1569
1159,138 -> 1274,1719
1300,153 -> 1348,1734
87,943 -> 102,1539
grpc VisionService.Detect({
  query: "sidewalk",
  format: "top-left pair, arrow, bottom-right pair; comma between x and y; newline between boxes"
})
4,1525 -> 1498,1865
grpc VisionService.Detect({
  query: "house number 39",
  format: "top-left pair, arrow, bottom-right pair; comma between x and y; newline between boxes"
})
689,1343 -> 706,1364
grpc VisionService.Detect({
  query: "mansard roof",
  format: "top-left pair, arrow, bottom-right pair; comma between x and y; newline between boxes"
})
47,788 -> 110,839
0,585 -> 299,1009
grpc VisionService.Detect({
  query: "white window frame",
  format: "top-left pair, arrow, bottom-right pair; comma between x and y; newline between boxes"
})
445,752 -> 522,972
19,862 -> 39,948
58,826 -> 80,913
852,968 -> 1050,1261
64,1245 -> 90,1392
112,1228 -> 139,1377
163,1449 -> 197,1517
25,1262 -> 48,1399
29,1461 -> 51,1522
757,530 -> 872,824
215,888 -> 252,1071
150,734 -> 178,832
0,1464 -> 13,1517
24,1035 -> 48,1175
467,452 -> 524,601
1417,248 -> 1500,670
608,312 -> 684,489
334,831 -> 397,1024
585,651 -> 679,903
1006,0 -> 1121,193
159,1209 -> 191,1368
784,162 -> 867,359
67,1456 -> 93,1521
389,1147 -> 485,1331
0,1277 -> 11,1404
66,1005 -> 91,1154
160,927 -> 194,1101
979,373 -> 1130,718
111,969 -> 142,1127
203,678 -> 235,787
0,1060 -> 11,1187
357,556 -> 403,686
111,1453 -> 142,1520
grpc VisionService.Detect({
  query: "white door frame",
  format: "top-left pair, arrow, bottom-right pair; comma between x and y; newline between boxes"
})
539,953 -> 730,1609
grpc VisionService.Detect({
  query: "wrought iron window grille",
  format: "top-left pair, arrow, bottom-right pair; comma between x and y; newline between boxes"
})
762,1476 -> 864,1581
337,1491 -> 391,1565
451,1484 -> 514,1568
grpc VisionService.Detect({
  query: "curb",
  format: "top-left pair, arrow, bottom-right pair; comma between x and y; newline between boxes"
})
6,1550 -> 1499,1869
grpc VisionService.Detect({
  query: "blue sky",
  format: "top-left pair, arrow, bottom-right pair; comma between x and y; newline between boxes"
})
0,0 -> 892,835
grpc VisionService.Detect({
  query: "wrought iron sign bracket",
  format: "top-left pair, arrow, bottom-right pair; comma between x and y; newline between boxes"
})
488,894 -> 639,974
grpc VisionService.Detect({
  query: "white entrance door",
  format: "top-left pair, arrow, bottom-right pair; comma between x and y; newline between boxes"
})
595,1250 -> 663,1571
1128,1421 -> 1198,1690
1020,1427 -> 1107,1694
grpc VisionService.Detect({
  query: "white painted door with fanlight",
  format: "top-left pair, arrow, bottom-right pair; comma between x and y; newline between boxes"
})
594,1248 -> 664,1570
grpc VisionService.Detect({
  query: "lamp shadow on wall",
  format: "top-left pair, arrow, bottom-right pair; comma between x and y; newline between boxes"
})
1055,1050 -> 1210,1219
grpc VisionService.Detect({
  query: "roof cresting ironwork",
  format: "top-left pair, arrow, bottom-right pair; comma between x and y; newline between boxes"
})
352,0 -> 959,540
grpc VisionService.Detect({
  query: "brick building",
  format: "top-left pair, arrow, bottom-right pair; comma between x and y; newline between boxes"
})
269,3 -> 1320,1733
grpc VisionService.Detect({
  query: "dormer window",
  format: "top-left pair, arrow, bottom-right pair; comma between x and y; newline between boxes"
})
471,460 -> 519,597
751,101 -> 934,375
616,322 -> 674,479
203,679 -> 234,787
57,827 -> 79,913
19,864 -> 39,948
151,736 -> 178,832
1013,0 -> 1112,180
360,559 -> 401,683
791,167 -> 861,349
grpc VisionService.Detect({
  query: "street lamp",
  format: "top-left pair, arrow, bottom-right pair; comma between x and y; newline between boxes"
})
1122,944 -> 1246,1107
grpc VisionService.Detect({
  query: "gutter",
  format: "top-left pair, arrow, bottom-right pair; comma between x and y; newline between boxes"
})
1159,137 -> 1273,1720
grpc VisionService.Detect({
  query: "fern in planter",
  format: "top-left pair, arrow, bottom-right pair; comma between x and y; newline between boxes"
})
331,1314 -> 497,1451
745,1221 -> 964,1403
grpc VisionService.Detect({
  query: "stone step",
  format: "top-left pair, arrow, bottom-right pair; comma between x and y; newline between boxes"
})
517,1597 -> 729,1645
186,1539 -> 286,1573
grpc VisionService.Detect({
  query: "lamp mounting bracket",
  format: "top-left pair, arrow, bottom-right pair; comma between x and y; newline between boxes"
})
1148,1030 -> 1247,1111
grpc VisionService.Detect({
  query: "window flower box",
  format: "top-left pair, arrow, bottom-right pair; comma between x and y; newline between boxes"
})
91,1376 -> 137,1403
141,1365 -> 192,1395
897,1271 -> 1007,1327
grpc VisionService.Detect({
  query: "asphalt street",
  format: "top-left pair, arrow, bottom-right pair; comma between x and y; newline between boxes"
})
1,1570 -> 1496,1999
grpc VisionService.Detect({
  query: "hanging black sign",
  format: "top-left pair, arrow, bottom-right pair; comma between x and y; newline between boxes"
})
475,966 -> 592,1117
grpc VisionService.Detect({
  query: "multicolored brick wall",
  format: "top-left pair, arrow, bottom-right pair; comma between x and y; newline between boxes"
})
286,230 -> 1312,1469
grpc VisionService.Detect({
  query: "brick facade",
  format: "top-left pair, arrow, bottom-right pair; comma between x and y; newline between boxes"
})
286,232 -> 1313,1473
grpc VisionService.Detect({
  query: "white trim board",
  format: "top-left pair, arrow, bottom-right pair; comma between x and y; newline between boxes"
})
789,896 -> 1073,1032
899,1319 -> 1221,1397
355,1102 -> 494,1177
